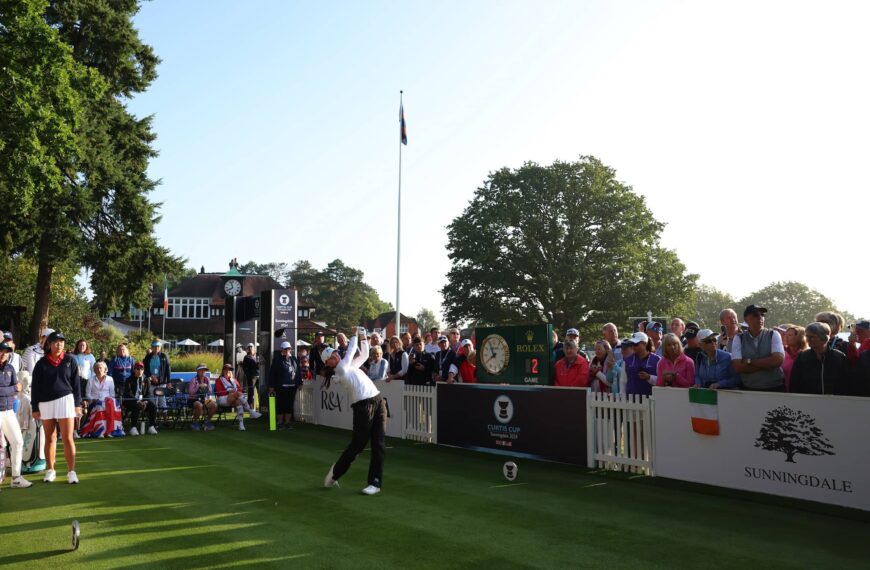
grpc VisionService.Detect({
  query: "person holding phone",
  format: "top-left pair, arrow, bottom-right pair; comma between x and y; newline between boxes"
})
322,327 -> 386,495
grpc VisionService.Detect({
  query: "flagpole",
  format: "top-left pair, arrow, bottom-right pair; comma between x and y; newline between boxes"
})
162,274 -> 167,343
395,90 -> 403,337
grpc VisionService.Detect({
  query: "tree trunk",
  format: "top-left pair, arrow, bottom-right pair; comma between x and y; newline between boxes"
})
29,256 -> 54,344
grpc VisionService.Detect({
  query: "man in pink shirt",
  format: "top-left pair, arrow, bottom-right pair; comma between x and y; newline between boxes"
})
847,320 -> 870,363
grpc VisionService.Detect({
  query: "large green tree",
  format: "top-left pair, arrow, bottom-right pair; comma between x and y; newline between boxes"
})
737,281 -> 854,327
442,156 -> 698,334
1,0 -> 181,343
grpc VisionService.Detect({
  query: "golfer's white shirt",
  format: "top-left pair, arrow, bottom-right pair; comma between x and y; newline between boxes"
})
334,336 -> 380,405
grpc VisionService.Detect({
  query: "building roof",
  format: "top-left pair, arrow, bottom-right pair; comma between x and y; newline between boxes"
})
153,273 -> 283,307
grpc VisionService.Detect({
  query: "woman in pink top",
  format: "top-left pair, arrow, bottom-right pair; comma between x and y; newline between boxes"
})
656,333 -> 695,388
781,325 -> 807,391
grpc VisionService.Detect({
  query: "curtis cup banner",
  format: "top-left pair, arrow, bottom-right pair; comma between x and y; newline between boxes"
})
437,383 -> 587,464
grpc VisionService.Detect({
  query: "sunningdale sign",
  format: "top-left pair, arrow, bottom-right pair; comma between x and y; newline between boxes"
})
653,388 -> 870,511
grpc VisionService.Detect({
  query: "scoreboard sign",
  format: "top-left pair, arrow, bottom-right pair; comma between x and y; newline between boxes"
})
475,325 -> 553,385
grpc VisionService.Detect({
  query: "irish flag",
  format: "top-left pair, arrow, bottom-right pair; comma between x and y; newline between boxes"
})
689,388 -> 719,435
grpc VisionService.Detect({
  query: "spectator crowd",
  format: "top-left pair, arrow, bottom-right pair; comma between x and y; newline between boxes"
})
2,304 -> 869,487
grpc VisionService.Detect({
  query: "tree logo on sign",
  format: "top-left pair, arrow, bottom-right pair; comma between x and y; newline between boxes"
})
754,406 -> 834,463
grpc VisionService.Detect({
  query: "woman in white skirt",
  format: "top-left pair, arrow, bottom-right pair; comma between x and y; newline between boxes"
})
0,342 -> 32,488
31,331 -> 82,484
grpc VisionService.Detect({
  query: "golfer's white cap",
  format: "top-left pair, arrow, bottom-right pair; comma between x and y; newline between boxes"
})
41,328 -> 54,338
321,347 -> 335,361
280,341 -> 291,350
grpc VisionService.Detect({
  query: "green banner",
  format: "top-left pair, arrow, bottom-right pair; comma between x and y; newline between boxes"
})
475,325 -> 553,385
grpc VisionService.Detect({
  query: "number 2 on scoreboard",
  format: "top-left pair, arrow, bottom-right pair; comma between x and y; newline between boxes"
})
530,358 -> 539,374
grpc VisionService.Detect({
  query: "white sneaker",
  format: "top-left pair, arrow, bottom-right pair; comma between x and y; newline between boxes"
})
129,427 -> 140,436
361,485 -> 381,496
249,410 -> 262,419
238,423 -> 246,431
147,426 -> 158,435
11,476 -> 32,489
43,469 -> 56,483
73,431 -> 80,439
68,471 -> 79,484
324,464 -> 339,488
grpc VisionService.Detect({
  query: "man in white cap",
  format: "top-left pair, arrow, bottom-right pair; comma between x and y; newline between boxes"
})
322,327 -> 386,495
22,328 -> 53,373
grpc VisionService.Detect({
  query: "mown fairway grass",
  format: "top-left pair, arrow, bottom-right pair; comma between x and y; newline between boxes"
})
1,421 -> 869,569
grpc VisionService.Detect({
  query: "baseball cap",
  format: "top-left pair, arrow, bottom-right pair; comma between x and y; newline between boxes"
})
683,326 -> 700,339
315,331 -> 325,336
743,304 -> 768,317
151,340 -> 162,347
196,363 -> 208,371
47,331 -> 65,342
459,339 -> 473,348
222,363 -> 234,370
2,331 -> 12,341
629,332 -> 649,345
852,319 -> 870,330
437,335 -> 448,343
619,338 -> 633,349
246,342 -> 255,348
41,328 -> 54,338
696,329 -> 718,343
320,347 -> 335,362
280,341 -> 292,350
566,328 -> 579,337
134,361 -> 145,368
0,342 -> 12,352
647,322 -> 664,334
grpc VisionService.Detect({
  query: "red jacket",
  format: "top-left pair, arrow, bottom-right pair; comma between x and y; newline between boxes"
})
554,356 -> 589,387
214,375 -> 242,397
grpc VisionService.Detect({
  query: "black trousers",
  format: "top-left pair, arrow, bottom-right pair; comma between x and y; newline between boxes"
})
274,385 -> 298,415
333,396 -> 387,487
124,400 -> 157,427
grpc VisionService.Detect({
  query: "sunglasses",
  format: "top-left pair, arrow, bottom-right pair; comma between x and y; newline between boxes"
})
701,338 -> 716,344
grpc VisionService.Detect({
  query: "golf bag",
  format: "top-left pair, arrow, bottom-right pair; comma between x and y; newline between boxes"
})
79,397 -> 124,438
16,371 -> 46,473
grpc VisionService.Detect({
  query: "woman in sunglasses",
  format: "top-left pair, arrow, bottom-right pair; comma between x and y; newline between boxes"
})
694,329 -> 739,390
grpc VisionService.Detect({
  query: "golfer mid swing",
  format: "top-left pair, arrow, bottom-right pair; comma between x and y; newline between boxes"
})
323,327 -> 386,495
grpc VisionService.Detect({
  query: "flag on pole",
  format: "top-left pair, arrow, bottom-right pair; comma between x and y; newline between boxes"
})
689,388 -> 719,435
163,275 -> 169,314
400,103 -> 407,145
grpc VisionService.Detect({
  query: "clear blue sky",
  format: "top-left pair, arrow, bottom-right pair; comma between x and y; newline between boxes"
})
129,0 -> 870,322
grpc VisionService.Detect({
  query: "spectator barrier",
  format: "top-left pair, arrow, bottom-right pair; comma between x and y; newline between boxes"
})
291,380 -> 870,510
587,392 -> 654,475
652,387 -> 870,511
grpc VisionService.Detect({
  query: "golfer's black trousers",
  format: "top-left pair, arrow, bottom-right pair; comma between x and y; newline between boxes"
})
333,395 -> 386,487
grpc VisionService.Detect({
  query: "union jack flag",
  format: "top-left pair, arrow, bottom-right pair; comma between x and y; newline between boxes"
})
80,398 -> 124,438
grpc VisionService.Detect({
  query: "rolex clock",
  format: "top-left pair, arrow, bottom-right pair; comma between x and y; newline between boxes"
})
475,325 -> 553,385
480,333 -> 510,375
224,279 -> 242,296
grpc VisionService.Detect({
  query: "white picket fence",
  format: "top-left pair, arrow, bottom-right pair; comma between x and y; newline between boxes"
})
294,382 -> 316,423
588,392 -> 654,474
402,385 -> 437,442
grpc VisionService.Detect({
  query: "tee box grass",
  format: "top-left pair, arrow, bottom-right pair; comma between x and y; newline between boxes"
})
1,422 -> 869,569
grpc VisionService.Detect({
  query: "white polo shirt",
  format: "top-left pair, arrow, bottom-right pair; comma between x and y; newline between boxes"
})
334,336 -> 380,405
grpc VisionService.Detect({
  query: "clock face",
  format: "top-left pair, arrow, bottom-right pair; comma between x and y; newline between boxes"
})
481,334 -> 510,375
224,279 -> 242,296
